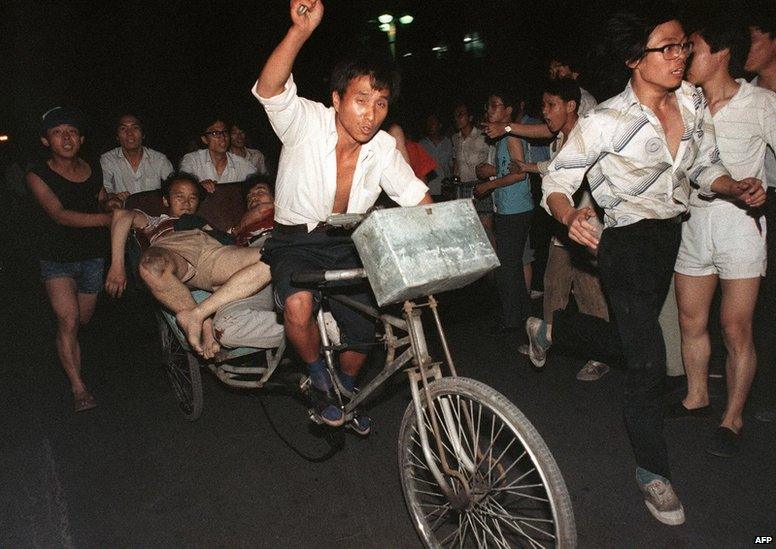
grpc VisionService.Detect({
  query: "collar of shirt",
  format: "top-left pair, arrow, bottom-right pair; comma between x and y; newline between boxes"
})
205,150 -> 235,170
117,146 -> 149,167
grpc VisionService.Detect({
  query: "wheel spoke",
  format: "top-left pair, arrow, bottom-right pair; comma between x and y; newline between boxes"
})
399,379 -> 573,548
482,497 -> 556,544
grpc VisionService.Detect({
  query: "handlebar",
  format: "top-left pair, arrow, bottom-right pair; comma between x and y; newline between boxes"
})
325,213 -> 367,228
291,268 -> 367,285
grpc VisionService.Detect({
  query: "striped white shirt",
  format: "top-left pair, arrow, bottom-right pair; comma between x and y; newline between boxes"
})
752,76 -> 776,189
542,80 -> 729,228
691,79 -> 776,208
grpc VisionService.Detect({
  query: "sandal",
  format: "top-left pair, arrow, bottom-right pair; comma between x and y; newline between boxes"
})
73,391 -> 97,413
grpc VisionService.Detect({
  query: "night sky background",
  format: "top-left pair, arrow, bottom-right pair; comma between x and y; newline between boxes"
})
3,0 -> 687,169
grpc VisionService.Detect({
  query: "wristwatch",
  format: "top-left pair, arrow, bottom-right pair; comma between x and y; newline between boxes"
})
504,125 -> 512,134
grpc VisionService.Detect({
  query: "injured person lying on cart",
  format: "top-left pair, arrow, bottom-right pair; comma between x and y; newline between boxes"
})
104,171 -> 282,358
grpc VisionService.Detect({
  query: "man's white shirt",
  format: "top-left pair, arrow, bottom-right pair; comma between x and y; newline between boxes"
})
100,146 -> 173,194
452,129 -> 489,182
752,75 -> 776,189
578,86 -> 597,117
542,80 -> 729,228
691,79 -> 776,208
180,149 -> 257,184
253,75 -> 428,231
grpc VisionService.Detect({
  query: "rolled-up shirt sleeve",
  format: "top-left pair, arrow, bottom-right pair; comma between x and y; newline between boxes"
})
540,115 -> 605,214
689,107 -> 730,196
379,142 -> 430,207
253,75 -> 312,147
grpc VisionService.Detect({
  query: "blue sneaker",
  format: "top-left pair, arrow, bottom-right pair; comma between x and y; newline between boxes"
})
347,410 -> 372,436
309,384 -> 344,427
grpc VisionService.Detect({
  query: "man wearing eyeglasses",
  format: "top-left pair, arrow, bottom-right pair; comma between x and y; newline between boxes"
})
180,118 -> 257,193
540,8 -> 765,526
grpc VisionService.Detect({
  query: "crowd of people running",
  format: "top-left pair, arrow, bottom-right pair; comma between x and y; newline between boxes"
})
11,0 -> 776,529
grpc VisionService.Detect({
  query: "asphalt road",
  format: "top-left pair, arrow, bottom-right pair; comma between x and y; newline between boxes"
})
2,261 -> 775,549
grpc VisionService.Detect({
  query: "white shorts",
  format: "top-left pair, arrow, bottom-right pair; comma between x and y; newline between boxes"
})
675,203 -> 766,279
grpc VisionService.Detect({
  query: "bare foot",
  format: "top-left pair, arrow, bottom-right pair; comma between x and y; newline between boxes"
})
176,308 -> 204,354
202,331 -> 221,359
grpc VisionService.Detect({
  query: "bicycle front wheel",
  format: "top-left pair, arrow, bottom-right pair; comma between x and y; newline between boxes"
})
399,377 -> 576,548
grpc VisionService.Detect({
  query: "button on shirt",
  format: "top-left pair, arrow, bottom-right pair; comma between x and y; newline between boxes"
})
692,79 -> 776,208
179,149 -> 257,184
100,146 -> 173,195
452,129 -> 489,182
252,75 -> 428,231
542,80 -> 729,228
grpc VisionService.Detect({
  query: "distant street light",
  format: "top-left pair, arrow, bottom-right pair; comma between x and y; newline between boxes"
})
0,135 -> 9,142
376,12 -> 413,59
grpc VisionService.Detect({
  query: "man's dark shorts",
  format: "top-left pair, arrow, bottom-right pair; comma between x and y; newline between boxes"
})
262,228 -> 376,353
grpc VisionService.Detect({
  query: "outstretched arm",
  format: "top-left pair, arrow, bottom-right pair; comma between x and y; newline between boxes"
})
481,121 -> 553,141
255,0 -> 324,98
105,209 -> 147,298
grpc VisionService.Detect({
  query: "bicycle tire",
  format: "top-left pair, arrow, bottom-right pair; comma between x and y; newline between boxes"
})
398,377 -> 576,548
157,313 -> 203,421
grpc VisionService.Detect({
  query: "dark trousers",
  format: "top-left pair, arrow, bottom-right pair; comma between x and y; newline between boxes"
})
494,211 -> 532,328
597,218 -> 682,479
552,309 -> 625,367
754,189 -> 776,405
261,229 -> 376,353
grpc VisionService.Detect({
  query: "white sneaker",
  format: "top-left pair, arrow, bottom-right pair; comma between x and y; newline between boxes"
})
525,317 -> 547,368
637,474 -> 685,526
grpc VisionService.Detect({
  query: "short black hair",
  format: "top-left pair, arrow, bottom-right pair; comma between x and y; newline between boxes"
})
488,88 -> 524,116
542,78 -> 582,112
746,0 -> 775,37
609,6 -> 681,66
330,54 -> 400,103
547,49 -> 581,73
116,113 -> 143,132
200,116 -> 230,135
241,173 -> 275,201
595,5 -> 682,90
691,7 -> 750,77
161,171 -> 203,200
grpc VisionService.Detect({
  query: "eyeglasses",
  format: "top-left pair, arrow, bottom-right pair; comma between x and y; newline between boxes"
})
484,102 -> 505,111
642,41 -> 693,60
203,130 -> 229,138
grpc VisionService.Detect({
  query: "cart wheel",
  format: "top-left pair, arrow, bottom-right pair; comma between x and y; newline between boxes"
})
398,377 -> 576,548
157,313 -> 203,420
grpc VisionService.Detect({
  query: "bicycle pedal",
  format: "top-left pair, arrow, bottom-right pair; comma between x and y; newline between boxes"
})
307,408 -> 324,425
299,376 -> 311,393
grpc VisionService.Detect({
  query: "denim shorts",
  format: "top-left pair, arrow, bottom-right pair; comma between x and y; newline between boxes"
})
39,258 -> 105,294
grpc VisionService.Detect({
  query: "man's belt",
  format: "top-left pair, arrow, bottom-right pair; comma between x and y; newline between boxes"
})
275,222 -> 328,235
